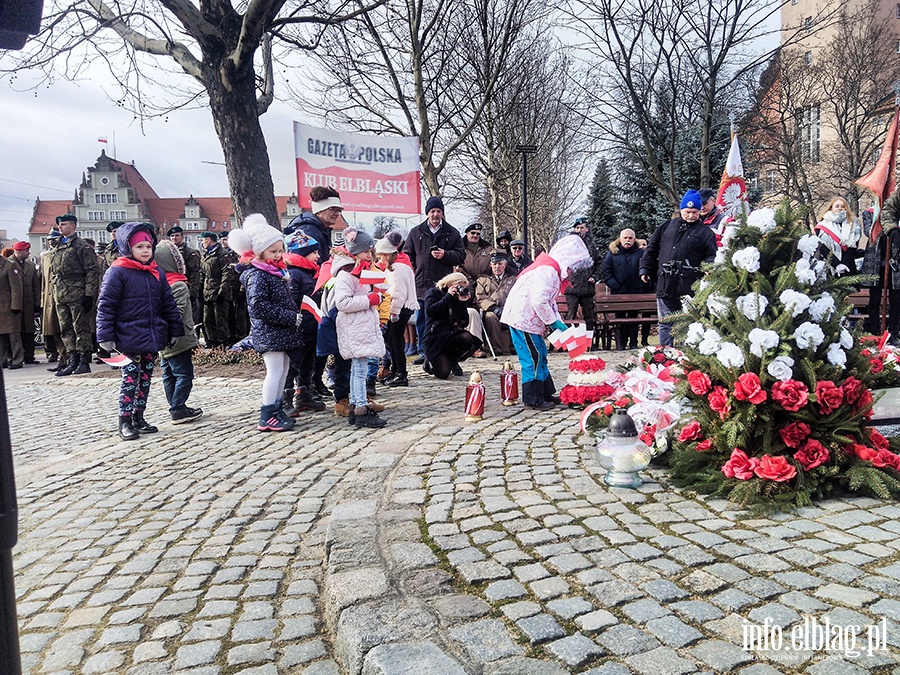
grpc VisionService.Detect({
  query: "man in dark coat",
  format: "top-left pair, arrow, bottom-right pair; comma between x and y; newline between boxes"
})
403,196 -> 465,363
507,239 -> 532,276
601,228 -> 650,350
564,217 -> 602,334
50,214 -> 100,375
640,190 -> 717,346
10,241 -> 41,365
199,231 -> 232,349
219,231 -> 248,344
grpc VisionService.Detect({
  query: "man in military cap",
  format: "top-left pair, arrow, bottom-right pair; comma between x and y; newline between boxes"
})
167,225 -> 203,336
475,250 -> 517,356
10,241 -> 41,365
103,221 -> 123,268
219,230 -> 248,343
199,231 -> 232,349
49,214 -> 100,375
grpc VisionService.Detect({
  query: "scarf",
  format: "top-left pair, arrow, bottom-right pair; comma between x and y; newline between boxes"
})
350,259 -> 371,278
250,259 -> 287,277
283,252 -> 320,273
165,272 -> 188,285
112,256 -> 160,280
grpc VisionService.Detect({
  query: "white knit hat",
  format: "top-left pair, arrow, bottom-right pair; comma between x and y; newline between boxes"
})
229,214 -> 284,256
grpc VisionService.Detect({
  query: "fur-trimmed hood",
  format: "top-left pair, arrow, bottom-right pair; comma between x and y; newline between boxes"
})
608,237 -> 647,255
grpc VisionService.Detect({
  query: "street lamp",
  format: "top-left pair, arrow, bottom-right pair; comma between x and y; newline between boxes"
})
515,144 -> 537,256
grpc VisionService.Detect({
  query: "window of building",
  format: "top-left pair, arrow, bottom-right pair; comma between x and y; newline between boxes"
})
108,210 -> 127,220
797,105 -> 821,163
87,211 -> 104,221
98,231 -> 108,244
100,176 -> 110,186
188,221 -> 199,230
94,193 -> 119,204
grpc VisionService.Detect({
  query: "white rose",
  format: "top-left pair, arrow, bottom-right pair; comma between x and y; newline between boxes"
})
779,289 -> 813,317
748,328 -> 780,357
714,248 -> 728,265
686,322 -> 706,345
827,343 -> 847,368
814,260 -> 827,279
797,234 -> 819,258
735,292 -> 769,320
698,329 -> 722,355
794,321 -> 826,349
732,246 -> 761,273
746,208 -> 777,233
706,294 -> 730,318
795,259 -> 817,285
767,355 -> 795,381
808,293 -> 836,322
840,328 -> 853,349
720,225 -> 739,250
716,342 -> 745,368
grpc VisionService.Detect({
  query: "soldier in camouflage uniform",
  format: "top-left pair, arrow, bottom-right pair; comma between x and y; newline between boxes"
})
102,221 -> 122,270
219,230 -> 248,344
199,231 -> 232,349
50,214 -> 100,376
167,226 -> 203,338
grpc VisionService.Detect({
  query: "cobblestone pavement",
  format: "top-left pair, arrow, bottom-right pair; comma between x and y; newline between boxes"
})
6,353 -> 900,674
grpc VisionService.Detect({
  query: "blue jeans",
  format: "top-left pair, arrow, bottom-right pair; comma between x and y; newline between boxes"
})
350,357 -> 368,407
657,297 -> 681,347
161,350 -> 195,412
416,301 -> 426,355
367,356 -> 379,379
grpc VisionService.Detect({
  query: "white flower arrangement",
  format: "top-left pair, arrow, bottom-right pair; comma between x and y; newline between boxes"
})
779,289 -> 813,317
746,208 -> 777,233
720,225 -> 739,250
735,292 -> 768,320
748,328 -> 780,357
731,246 -> 761,273
706,294 -> 730,318
840,328 -> 853,349
716,342 -> 745,368
808,293 -> 836,322
794,258 -> 818,285
685,322 -> 706,345
766,355 -> 795,381
698,329 -> 722,355
794,321 -> 826,349
797,234 -> 819,258
826,343 -> 847,368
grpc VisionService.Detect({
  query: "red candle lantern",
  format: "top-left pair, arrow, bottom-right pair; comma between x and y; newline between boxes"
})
501,360 -> 519,406
465,371 -> 485,421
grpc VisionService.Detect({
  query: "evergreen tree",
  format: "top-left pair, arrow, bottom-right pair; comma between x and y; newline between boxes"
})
586,160 -> 620,247
668,203 -> 900,510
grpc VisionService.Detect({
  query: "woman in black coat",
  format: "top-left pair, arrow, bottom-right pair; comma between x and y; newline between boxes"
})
422,272 -> 482,379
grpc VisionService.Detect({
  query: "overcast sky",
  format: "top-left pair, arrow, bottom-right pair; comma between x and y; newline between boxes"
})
0,69 -> 437,243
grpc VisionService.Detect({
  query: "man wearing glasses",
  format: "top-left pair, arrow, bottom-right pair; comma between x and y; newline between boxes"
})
507,239 -> 532,276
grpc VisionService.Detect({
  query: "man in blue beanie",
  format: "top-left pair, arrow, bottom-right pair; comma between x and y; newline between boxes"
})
639,190 -> 717,346
403,196 -> 465,366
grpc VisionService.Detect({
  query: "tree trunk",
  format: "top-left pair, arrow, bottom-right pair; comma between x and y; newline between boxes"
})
205,60 -> 279,229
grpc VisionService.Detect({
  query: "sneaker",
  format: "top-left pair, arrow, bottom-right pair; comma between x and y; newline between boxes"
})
171,406 -> 204,424
524,400 -> 556,411
413,355 -> 425,365
385,375 -> 408,387
353,406 -> 387,429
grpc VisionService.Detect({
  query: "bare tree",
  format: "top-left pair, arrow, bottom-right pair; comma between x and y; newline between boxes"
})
300,0 -> 543,196
1,0 -> 382,226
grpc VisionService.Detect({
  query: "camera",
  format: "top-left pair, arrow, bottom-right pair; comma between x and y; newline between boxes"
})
455,285 -> 470,296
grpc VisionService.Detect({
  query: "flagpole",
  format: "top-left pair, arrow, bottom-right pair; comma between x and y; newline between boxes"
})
112,131 -> 117,161
882,92 -> 900,334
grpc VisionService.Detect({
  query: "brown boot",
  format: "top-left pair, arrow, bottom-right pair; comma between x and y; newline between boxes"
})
367,398 -> 385,413
334,398 -> 350,417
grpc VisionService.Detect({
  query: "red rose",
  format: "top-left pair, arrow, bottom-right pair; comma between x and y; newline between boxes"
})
754,454 -> 797,482
687,370 -> 712,396
854,389 -> 874,417
696,439 -> 714,452
861,348 -> 873,357
708,386 -> 731,419
639,430 -> 654,446
678,420 -> 703,442
814,381 -> 844,415
873,450 -> 900,471
847,443 -> 877,461
793,439 -> 830,471
603,404 -> 614,415
870,357 -> 884,373
722,448 -> 759,480
869,430 -> 890,452
733,373 -> 767,404
653,352 -> 666,363
771,380 -> 809,412
779,421 -> 811,449
841,377 -> 864,405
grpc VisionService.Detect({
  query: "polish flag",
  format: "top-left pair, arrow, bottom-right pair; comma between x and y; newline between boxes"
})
98,137 -> 108,144
99,352 -> 132,367
301,295 -> 323,323
360,269 -> 386,285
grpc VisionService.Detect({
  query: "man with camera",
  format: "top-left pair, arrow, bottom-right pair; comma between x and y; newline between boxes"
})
640,190 -> 717,346
403,196 -> 465,364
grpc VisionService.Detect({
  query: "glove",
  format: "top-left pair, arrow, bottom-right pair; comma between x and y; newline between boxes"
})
367,292 -> 381,306
81,295 -> 94,312
835,264 -> 849,275
551,320 -> 568,332
390,313 -> 400,323
99,340 -> 117,352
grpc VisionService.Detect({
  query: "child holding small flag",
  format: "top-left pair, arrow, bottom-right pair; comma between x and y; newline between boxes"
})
283,230 -> 326,414
334,228 -> 387,428
96,222 -> 185,440
375,236 -> 417,387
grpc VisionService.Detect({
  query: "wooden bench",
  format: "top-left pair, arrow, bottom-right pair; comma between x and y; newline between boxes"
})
594,293 -> 659,350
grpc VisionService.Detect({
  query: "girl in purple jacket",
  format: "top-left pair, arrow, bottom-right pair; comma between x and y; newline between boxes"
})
96,222 -> 184,441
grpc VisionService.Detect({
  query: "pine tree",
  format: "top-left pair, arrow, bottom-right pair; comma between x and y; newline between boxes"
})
668,203 -> 900,510
586,160 -> 620,247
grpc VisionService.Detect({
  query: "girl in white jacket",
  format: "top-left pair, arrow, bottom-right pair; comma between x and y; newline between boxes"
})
334,229 -> 387,428
375,235 -> 418,387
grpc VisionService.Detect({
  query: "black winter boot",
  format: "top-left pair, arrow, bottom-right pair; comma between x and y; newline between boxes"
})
132,410 -> 158,434
353,405 -> 387,429
294,386 -> 326,412
55,355 -> 77,377
72,352 -> 92,375
48,355 -> 67,372
119,415 -> 139,441
366,377 -> 377,398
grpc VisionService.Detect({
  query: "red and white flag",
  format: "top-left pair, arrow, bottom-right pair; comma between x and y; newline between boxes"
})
98,137 -> 108,144
99,352 -> 132,367
716,135 -> 749,224
360,269 -> 386,286
855,106 -> 900,241
301,295 -> 323,323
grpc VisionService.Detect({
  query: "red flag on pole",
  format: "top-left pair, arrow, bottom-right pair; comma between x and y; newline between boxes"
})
855,106 -> 900,242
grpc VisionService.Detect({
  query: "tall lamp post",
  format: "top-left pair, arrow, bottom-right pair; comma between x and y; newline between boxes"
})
0,367 -> 21,675
515,144 -> 537,255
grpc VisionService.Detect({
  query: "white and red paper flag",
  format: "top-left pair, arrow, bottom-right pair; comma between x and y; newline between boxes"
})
301,295 -> 323,323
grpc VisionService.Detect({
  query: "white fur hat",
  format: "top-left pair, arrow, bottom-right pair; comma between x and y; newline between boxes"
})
230,214 -> 283,256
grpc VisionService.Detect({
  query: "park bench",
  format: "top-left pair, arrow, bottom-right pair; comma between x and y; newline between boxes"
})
593,293 -> 659,351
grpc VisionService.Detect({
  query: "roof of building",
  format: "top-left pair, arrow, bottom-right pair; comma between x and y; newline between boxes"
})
102,155 -> 160,202
30,200 -> 75,235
